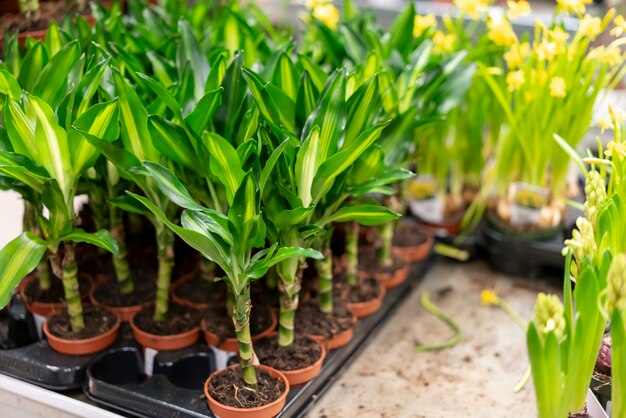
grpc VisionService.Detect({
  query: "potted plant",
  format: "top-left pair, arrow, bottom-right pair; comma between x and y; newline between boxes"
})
129,159 -> 320,417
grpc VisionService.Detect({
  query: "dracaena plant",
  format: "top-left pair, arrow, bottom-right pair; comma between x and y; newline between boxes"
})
243,64 -> 401,336
129,160 -> 321,387
0,89 -> 120,332
480,7 -> 626,225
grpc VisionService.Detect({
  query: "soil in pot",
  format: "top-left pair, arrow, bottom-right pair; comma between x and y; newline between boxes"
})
207,367 -> 286,409
203,305 -> 274,342
393,219 -> 429,248
46,308 -> 117,340
92,279 -> 155,308
133,304 -> 201,336
295,300 -> 354,341
334,275 -> 382,304
255,334 -> 323,372
173,275 -> 228,308
358,252 -> 406,279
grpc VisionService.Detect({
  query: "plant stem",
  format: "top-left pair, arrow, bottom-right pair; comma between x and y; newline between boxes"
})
199,257 -> 216,282
61,243 -> 85,333
278,263 -> 304,347
317,245 -> 333,315
109,205 -> 133,294
378,221 -> 394,267
23,201 -> 51,290
233,284 -> 258,388
226,286 -> 235,317
153,227 -> 174,322
414,292 -> 460,352
345,221 -> 358,287
88,186 -> 109,233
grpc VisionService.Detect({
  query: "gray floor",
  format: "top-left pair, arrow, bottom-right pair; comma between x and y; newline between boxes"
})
308,259 -> 561,418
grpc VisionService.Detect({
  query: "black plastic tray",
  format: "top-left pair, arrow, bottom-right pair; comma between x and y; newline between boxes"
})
477,207 -> 582,278
0,297 -> 107,390
84,257 -> 433,418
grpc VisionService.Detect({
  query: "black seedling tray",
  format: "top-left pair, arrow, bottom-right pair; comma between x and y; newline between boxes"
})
84,257 -> 433,418
477,207 -> 582,278
0,297 -> 109,390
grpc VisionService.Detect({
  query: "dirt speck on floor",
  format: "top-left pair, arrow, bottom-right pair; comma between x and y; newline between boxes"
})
306,259 -> 559,417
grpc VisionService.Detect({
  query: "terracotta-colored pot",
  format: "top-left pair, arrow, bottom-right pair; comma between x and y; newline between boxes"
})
306,313 -> 357,350
374,263 -> 409,291
89,284 -> 149,322
170,273 -> 210,310
391,234 -> 434,264
204,365 -> 289,418
130,310 -> 200,351
43,311 -> 121,355
259,333 -> 326,386
347,281 -> 386,319
19,275 -> 92,317
202,310 -> 278,352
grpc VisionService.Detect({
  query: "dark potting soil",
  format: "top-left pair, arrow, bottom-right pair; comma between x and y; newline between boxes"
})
393,220 -> 428,248
255,335 -> 322,371
174,276 -> 227,306
0,0 -> 89,33
295,300 -> 354,339
93,279 -> 155,307
207,367 -> 285,409
133,305 -> 201,336
358,252 -> 405,276
203,305 -> 273,340
334,275 -> 381,304
47,308 -> 117,340
24,275 -> 91,304
77,246 -> 115,277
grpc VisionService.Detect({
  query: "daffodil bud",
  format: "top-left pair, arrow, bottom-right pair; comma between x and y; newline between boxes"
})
606,254 -> 626,316
584,170 -> 607,225
534,293 -> 566,340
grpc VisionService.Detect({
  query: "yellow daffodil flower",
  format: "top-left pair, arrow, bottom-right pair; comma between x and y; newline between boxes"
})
611,15 -> 626,37
606,140 -> 626,160
579,14 -> 602,40
598,117 -> 613,133
433,31 -> 457,53
305,0 -> 322,10
556,0 -> 592,15
535,40 -> 557,61
481,289 -> 499,305
313,3 -> 340,30
549,27 -> 569,53
507,0 -> 531,20
506,70 -> 525,92
550,76 -> 567,98
488,18 -> 518,46
413,15 -> 437,38
589,46 -> 624,66
504,42 -> 531,68
453,0 -> 491,20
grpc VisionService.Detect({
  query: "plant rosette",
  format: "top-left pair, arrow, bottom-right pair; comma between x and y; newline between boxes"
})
255,333 -> 327,386
43,307 -> 121,355
204,365 -> 289,418
130,304 -> 201,351
201,309 -> 278,353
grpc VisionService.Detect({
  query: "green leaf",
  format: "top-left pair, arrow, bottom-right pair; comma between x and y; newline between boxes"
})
109,195 -> 150,216
0,70 -> 22,101
18,43 -> 48,92
181,210 -> 233,246
297,54 -> 328,92
0,232 -> 47,309
228,172 -> 259,249
296,72 -> 319,127
177,19 -> 209,102
386,3 -> 415,57
246,246 -> 323,279
259,139 -> 289,194
272,53 -> 299,101
138,72 -> 182,117
147,115 -> 196,168
345,74 -> 380,146
349,168 -> 414,196
0,151 -> 49,192
242,67 -> 295,133
203,132 -> 245,205
320,204 -> 400,227
184,87 -> 223,134
33,41 -> 80,109
295,126 -> 321,208
60,229 -> 119,255
312,121 -> 389,202
143,162 -> 205,211
5,98 -> 37,160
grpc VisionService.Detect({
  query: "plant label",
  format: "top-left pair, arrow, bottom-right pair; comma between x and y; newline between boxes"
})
33,313 -> 45,340
408,175 -> 444,223
509,182 -> 549,226
144,347 -> 158,376
210,346 -> 236,370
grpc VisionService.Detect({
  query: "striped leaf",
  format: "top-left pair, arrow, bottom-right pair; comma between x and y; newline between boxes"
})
0,70 -> 21,101
177,20 -> 209,102
181,210 -> 233,246
18,43 -> 48,92
138,73 -> 182,117
4,99 -> 37,160
203,133 -> 245,205
184,87 -> 223,135
345,74 -> 380,146
228,172 -> 259,250
246,247 -> 323,279
148,115 -> 196,168
320,204 -> 399,227
349,168 -> 414,196
0,151 -> 49,192
33,41 -> 80,109
311,121 -> 388,203
0,232 -> 47,309
60,229 -> 119,255
295,126 -> 321,208
297,54 -> 328,92
272,53 -> 299,101
296,72 -> 318,128
143,162 -> 205,211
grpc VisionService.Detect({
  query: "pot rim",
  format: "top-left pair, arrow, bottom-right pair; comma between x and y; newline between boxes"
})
204,364 -> 290,414
259,332 -> 327,376
43,307 -> 121,345
130,304 -> 201,341
348,279 -> 386,309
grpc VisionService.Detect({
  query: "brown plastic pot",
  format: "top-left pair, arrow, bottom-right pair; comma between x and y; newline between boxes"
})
260,333 -> 326,386
130,309 -> 200,351
391,234 -> 434,264
375,263 -> 410,291
19,274 -> 92,317
201,310 -> 278,352
43,310 -> 121,355
89,283 -> 149,323
306,313 -> 357,350
347,281 -> 386,319
170,273 -> 210,310
204,365 -> 289,418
